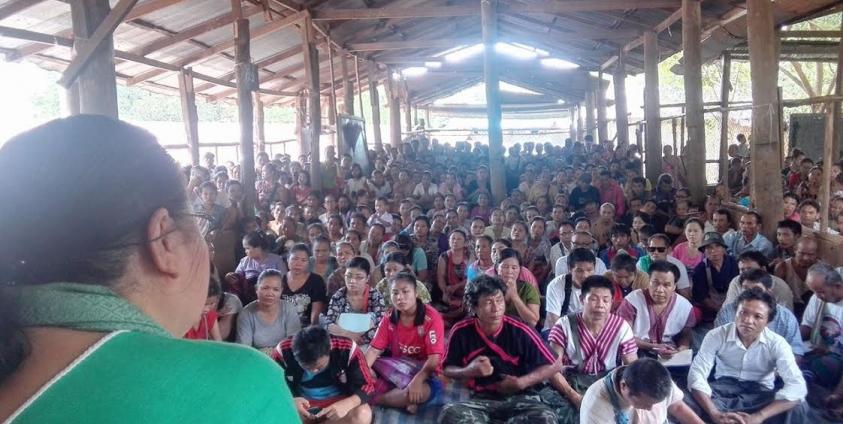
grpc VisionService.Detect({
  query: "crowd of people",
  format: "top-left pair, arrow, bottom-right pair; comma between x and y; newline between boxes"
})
2,115 -> 842,424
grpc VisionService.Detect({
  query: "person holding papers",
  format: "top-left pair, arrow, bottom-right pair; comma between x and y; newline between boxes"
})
325,257 -> 386,346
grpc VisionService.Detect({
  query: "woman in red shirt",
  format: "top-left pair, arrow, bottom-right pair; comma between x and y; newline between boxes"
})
366,272 -> 446,414
184,278 -> 222,341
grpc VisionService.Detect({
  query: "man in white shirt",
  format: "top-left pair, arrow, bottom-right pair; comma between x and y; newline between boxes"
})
800,263 -> 843,415
545,248 -> 595,330
579,358 -> 703,424
554,231 -> 607,277
687,288 -> 808,424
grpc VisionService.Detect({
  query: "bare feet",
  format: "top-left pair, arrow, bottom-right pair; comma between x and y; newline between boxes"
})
406,404 -> 418,415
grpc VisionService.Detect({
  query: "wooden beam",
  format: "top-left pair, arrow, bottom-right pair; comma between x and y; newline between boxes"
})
596,72 -> 608,143
254,93 -> 266,153
833,18 -> 843,159
483,0 -> 506,204
747,0 -> 783,239
500,12 -> 639,41
59,0 -> 139,88
348,38 -> 479,52
69,0 -> 119,117
780,30 -> 841,38
135,6 -> 262,56
585,84 -> 595,139
385,70 -> 401,147
643,30 -> 662,183
719,52 -> 731,184
613,50 -> 628,147
178,68 -> 200,166
683,0 -> 705,204
301,14 -> 322,190
341,50 -> 354,115
128,10 -> 306,85
0,0 -> 46,21
517,0 -> 679,14
235,17 -> 257,216
124,0 -> 182,21
576,103 -> 583,141
312,6 -> 477,20
367,61 -> 383,151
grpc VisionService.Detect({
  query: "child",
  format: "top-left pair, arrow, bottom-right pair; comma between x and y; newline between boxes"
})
185,277 -> 223,341
368,197 -> 394,235
798,199 -> 820,230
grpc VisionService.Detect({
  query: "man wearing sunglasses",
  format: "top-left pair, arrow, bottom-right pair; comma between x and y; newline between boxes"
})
636,234 -> 692,299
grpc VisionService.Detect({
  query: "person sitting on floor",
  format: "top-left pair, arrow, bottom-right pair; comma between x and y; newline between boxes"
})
715,269 -> 804,357
438,275 -> 561,424
800,263 -> 843,419
604,253 -> 649,311
599,224 -> 645,264
496,248 -> 542,327
774,236 -> 821,318
723,210 -> 775,259
636,233 -> 692,299
687,288 -> 808,424
719,251 -> 794,314
545,275 -> 638,422
617,261 -> 695,360
545,248 -> 597,330
273,326 -> 375,424
691,232 -> 739,329
579,358 -> 703,424
324,257 -> 386,346
365,272 -> 445,415
554,231 -> 608,277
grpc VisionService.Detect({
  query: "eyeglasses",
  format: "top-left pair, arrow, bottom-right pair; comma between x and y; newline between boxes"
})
648,246 -> 667,253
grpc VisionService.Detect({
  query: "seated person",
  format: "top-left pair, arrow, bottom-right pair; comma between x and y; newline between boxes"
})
724,250 -> 794,312
226,231 -> 287,304
273,326 -> 375,424
774,236 -> 820,317
617,261 -> 695,359
687,289 -> 808,424
580,358 -> 703,424
545,276 -> 638,422
723,211 -> 775,259
439,275 -> 560,424
325,257 -> 386,346
496,248 -> 541,327
487,238 -> 539,289
236,270 -> 302,354
800,263 -> 843,417
554,231 -> 607,277
374,252 -> 432,307
599,224 -> 645,264
715,269 -> 804,357
604,253 -> 649,311
366,273 -> 445,414
185,277 -> 224,341
769,219 -> 801,269
636,233 -> 692,299
545,248 -> 596,329
691,232 -> 739,325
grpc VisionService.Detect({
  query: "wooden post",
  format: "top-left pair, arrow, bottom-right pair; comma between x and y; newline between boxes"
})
747,0 -> 784,239
403,93 -> 412,134
719,52 -> 732,184
569,107 -> 576,141
585,87 -> 595,140
643,30 -> 662,183
596,73 -> 608,143
178,68 -> 200,166
254,93 -> 266,154
672,118 -> 678,153
301,15 -> 322,191
425,107 -> 431,128
69,0 -> 118,118
234,16 -> 256,215
368,62 -> 383,151
576,103 -> 584,142
482,0 -> 506,204
295,91 -> 307,156
614,50 -> 629,148
386,71 -> 401,147
327,43 -> 338,135
63,83 -> 80,116
821,106 -> 834,232
341,49 -> 354,115
683,0 -> 705,204
356,58 -> 365,122
833,18 -> 843,160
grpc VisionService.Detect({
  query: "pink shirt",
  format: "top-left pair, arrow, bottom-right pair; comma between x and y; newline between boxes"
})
672,241 -> 704,269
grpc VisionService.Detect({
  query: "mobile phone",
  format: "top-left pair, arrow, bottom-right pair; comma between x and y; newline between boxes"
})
307,407 -> 322,416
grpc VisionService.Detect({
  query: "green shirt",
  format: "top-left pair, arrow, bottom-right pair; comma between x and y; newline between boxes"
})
505,281 -> 541,317
11,331 -> 299,423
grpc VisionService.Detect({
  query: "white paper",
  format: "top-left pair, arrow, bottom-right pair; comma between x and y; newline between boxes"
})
337,313 -> 373,333
658,348 -> 693,367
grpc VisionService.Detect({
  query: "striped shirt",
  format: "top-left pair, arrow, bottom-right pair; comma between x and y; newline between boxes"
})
549,312 -> 637,375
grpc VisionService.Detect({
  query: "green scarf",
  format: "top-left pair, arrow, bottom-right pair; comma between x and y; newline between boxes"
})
13,282 -> 170,338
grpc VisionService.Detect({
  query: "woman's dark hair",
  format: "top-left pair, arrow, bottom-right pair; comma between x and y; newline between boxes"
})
243,231 -> 271,250
289,243 -> 311,257
621,358 -> 672,401
496,247 -> 522,266
449,228 -> 467,240
257,269 -> 285,287
464,275 -> 506,314
346,256 -> 371,275
610,253 -> 637,273
393,233 -> 415,252
736,287 -> 778,323
0,116 -> 192,382
293,326 -> 331,366
684,218 -> 704,230
388,272 -> 426,326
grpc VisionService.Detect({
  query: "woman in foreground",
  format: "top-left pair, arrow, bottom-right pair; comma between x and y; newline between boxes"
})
0,116 -> 297,422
